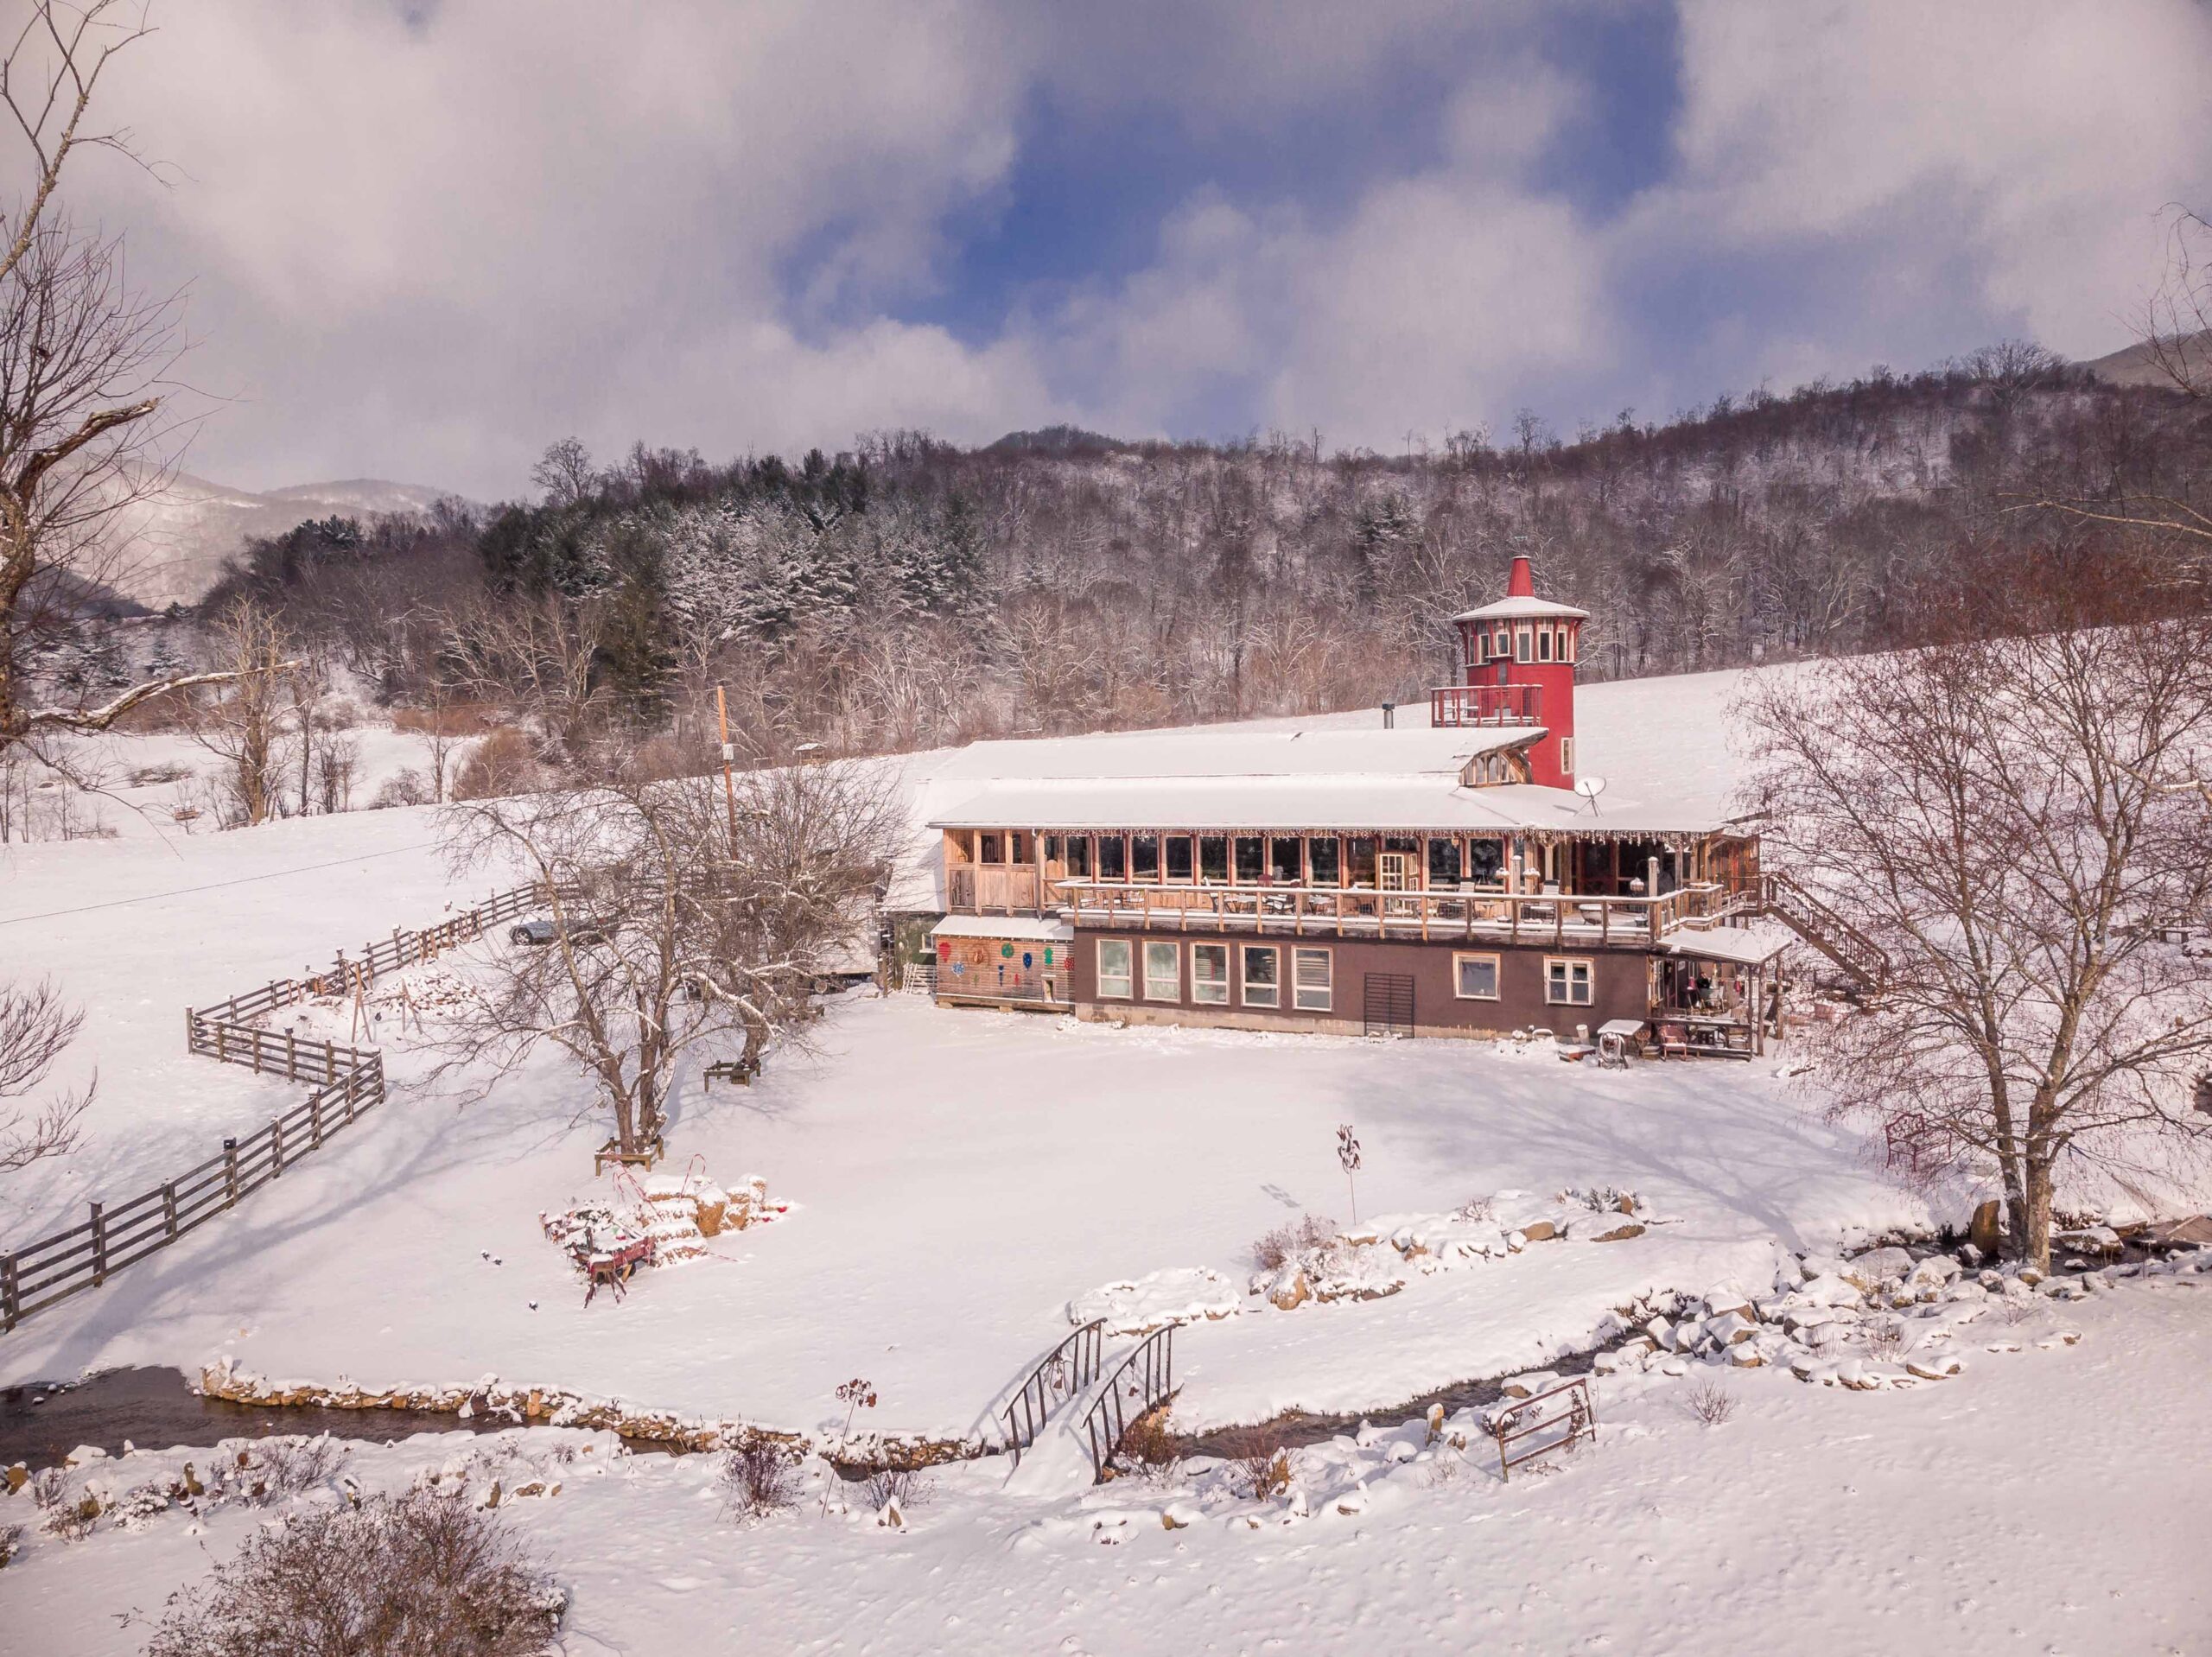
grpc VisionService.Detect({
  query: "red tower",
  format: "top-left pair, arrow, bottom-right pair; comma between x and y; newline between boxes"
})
1447,555 -> 1585,789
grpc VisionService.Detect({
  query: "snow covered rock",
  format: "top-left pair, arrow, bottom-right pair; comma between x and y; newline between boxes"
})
1841,1247 -> 1915,1291
1905,1353 -> 1962,1380
1071,1267 -> 1241,1335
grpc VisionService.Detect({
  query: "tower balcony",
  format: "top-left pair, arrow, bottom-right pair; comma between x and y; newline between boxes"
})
1428,682 -> 1543,727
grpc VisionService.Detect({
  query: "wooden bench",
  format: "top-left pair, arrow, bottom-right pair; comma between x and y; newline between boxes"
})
702,1057 -> 760,1089
593,1132 -> 664,1176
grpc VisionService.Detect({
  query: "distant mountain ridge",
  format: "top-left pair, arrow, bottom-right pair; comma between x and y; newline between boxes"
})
105,472 -> 468,610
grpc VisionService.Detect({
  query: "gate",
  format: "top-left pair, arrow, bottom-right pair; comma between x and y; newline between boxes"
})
1363,972 -> 1414,1038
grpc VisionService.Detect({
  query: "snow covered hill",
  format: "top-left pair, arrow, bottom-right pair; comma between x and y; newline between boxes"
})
99,471 -> 468,611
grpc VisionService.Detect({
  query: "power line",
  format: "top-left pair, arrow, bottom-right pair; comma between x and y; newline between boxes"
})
0,840 -> 442,929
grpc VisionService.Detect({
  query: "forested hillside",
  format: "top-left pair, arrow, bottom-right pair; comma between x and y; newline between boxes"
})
191,344 -> 2212,771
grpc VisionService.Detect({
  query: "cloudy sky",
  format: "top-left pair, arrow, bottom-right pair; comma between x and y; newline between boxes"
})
65,0 -> 2212,499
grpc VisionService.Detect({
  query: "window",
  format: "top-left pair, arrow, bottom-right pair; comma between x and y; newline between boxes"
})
1454,953 -> 1501,1000
1241,945 -> 1281,1007
1537,627 -> 1554,662
1559,737 -> 1574,776
1468,838 -> 1505,884
1494,628 -> 1509,657
1144,941 -> 1180,1001
1042,835 -> 1060,864
1234,835 -> 1263,882
1308,837 -> 1340,886
1098,835 -> 1127,880
1097,939 -> 1132,1000
1427,836 -> 1462,886
1546,956 -> 1594,1006
1515,625 -> 1532,663
1066,835 -> 1093,878
980,832 -> 1003,863
1010,831 -> 1031,863
1294,947 -> 1332,1011
1192,943 -> 1230,1004
1165,835 -> 1193,882
1199,835 -> 1229,882
1269,837 -> 1302,883
1561,625 -> 1575,663
1132,833 -> 1160,879
1476,631 -> 1491,663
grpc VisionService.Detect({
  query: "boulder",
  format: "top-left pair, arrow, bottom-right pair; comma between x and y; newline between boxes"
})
1905,1353 -> 1962,1380
1905,1255 -> 1961,1291
1969,1199 -> 2005,1257
1645,1315 -> 1676,1351
1840,1247 -> 1915,1292
1518,1219 -> 1557,1244
1702,1286 -> 1753,1318
1499,1370 -> 1560,1400
1706,1311 -> 1758,1346
1727,1343 -> 1765,1368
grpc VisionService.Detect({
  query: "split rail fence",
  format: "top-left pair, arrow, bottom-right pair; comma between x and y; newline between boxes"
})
1,878 -> 552,1333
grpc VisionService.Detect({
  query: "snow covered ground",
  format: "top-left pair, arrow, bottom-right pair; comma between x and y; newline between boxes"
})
10,1261 -> 2209,1657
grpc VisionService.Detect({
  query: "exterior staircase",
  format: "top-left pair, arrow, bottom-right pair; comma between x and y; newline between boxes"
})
1758,872 -> 1888,990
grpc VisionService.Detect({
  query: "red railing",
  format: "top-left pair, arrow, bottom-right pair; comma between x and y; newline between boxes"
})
1428,682 -> 1542,727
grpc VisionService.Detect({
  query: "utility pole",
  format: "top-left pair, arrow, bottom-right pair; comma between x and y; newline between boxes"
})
715,684 -> 741,852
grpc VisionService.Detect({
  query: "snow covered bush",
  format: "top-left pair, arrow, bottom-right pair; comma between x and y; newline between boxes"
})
1111,1406 -> 1182,1482
1252,1214 -> 1337,1271
1686,1381 -> 1738,1426
146,1487 -> 563,1657
0,1521 -> 19,1567
232,1436 -> 349,1507
1221,1427 -> 1294,1501
861,1467 -> 934,1513
718,1439 -> 800,1522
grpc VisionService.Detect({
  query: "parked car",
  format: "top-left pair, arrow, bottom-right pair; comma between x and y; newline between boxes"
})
509,917 -> 609,947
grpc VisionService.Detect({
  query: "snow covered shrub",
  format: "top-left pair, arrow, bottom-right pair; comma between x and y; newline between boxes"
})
861,1467 -> 935,1512
1686,1381 -> 1738,1426
1253,1214 -> 1338,1271
146,1487 -> 562,1657
1112,1406 -> 1182,1482
718,1439 -> 800,1521
1221,1427 -> 1294,1501
370,767 -> 431,809
0,1522 -> 18,1565
232,1436 -> 349,1506
1861,1317 -> 1905,1358
1459,1195 -> 1497,1224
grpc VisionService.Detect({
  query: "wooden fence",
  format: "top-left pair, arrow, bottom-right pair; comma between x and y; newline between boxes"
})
1,877 -> 550,1333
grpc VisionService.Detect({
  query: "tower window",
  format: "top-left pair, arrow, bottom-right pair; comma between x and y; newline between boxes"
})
1514,626 -> 1532,663
1537,628 -> 1553,663
1560,737 -> 1574,776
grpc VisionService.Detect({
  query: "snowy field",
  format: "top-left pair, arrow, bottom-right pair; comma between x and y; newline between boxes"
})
10,1266 -> 2210,1657
4,669 -> 2210,1649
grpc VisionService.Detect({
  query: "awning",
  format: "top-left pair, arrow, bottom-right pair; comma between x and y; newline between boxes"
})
1662,924 -> 1795,967
929,915 -> 1074,943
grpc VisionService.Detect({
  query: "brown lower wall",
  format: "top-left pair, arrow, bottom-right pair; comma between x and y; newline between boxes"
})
1067,926 -> 1651,1036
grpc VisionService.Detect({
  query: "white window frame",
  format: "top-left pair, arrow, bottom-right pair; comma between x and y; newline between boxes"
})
1514,625 -> 1532,663
1545,955 -> 1594,1006
1192,943 -> 1230,1005
1241,944 -> 1281,1008
1143,940 -> 1181,1002
1453,951 -> 1502,1000
1096,938 -> 1132,1000
1294,947 -> 1332,1012
1537,626 -> 1553,662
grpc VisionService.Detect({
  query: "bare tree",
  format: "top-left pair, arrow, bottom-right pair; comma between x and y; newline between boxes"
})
189,600 -> 298,827
442,592 -> 608,764
0,1 -> 156,284
0,975 -> 93,1176
432,760 -> 899,1160
1748,606 -> 2212,1268
529,435 -> 594,507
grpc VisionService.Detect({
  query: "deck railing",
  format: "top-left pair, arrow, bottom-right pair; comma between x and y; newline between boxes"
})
946,866 -> 1039,913
1051,879 -> 1756,946
1429,682 -> 1543,727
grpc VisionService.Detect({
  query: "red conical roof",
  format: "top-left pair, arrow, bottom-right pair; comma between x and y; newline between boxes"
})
1506,554 -> 1535,598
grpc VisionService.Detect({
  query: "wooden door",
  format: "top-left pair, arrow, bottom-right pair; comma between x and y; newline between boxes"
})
1377,853 -> 1413,892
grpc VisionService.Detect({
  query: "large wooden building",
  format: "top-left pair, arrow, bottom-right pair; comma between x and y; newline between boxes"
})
922,557 -> 1793,1056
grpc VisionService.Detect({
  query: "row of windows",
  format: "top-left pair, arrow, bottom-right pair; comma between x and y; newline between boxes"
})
1098,942 -> 1598,1008
1474,621 -> 1578,666
1045,833 -> 1511,886
1096,940 -> 1335,1010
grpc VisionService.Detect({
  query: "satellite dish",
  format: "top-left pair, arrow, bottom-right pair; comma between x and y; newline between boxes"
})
1575,775 -> 1606,814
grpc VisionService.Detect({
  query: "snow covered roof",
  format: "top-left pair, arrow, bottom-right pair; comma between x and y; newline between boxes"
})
921,725 -> 1523,784
1662,924 -> 1795,966
1451,594 -> 1590,624
930,915 -> 1074,942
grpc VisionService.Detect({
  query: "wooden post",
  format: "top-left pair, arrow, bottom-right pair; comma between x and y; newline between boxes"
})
90,1201 -> 106,1286
223,1138 -> 239,1207
325,1039 -> 336,1084
271,1116 -> 285,1179
216,1023 -> 228,1065
310,1087 -> 325,1147
286,1028 -> 297,1080
2,1254 -> 16,1330
163,1181 -> 179,1240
